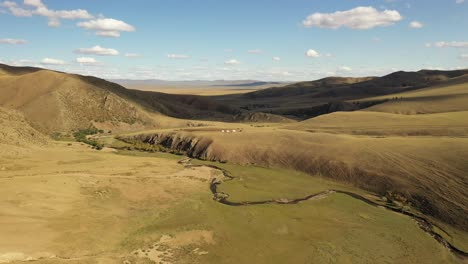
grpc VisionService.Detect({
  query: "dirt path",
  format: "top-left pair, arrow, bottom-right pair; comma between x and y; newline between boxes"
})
178,158 -> 468,260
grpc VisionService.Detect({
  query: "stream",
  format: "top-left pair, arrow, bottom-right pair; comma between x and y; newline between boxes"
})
178,158 -> 468,259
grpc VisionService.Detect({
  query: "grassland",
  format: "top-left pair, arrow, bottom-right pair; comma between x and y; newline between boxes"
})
0,141 -> 461,263
1,64 -> 467,263
122,86 -> 259,96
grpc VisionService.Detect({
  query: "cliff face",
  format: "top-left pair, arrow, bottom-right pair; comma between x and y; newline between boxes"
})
120,132 -> 216,160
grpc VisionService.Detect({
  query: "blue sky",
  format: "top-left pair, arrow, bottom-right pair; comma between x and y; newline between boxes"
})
0,0 -> 467,81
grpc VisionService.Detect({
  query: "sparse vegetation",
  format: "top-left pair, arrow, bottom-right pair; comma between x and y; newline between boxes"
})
73,127 -> 104,150
1,63 -> 467,263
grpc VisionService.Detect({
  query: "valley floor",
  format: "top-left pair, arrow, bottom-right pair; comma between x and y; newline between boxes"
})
0,142 -> 463,263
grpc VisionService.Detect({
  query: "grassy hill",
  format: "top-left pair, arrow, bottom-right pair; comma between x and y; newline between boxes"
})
359,74 -> 468,114
0,64 -> 290,134
118,75 -> 468,239
0,67 -> 160,133
286,111 -> 468,136
0,106 -> 48,156
212,70 -> 468,119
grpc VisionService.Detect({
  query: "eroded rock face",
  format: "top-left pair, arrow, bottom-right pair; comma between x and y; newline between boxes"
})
121,132 -> 214,159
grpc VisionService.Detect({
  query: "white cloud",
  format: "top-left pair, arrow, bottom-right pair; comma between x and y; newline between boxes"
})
339,66 -> 352,72
305,49 -> 320,58
3,0 -> 93,27
428,41 -> 468,48
167,54 -> 189,59
24,0 -> 45,8
1,1 -> 32,16
302,6 -> 402,29
460,54 -> 468,60
224,49 -> 233,52
75,45 -> 119,56
225,59 -> 240,65
1,1 -> 16,8
76,57 -> 98,65
125,53 -> 142,58
77,18 -> 135,38
456,0 -> 465,4
272,57 -> 281,61
10,7 -> 32,17
0,38 -> 26,44
41,58 -> 65,65
96,31 -> 120,38
248,49 -> 263,54
409,21 -> 423,28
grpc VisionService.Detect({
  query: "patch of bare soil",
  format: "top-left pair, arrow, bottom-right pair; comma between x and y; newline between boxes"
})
129,230 -> 215,263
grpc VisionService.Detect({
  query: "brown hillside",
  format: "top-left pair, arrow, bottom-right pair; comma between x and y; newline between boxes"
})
121,127 -> 468,233
212,69 -> 468,119
0,68 -> 160,133
0,106 -> 48,149
0,64 -> 290,134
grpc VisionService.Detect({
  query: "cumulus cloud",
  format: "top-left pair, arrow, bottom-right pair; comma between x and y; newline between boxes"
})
167,54 -> 189,59
2,0 -> 136,32
77,18 -> 135,38
41,58 -> 66,65
0,38 -> 26,44
75,45 -> 119,56
225,59 -> 240,65
76,57 -> 98,65
302,6 -> 402,29
305,49 -> 320,58
248,49 -> 263,54
427,41 -> 468,48
272,57 -> 281,61
409,21 -> 423,28
2,0 -> 93,26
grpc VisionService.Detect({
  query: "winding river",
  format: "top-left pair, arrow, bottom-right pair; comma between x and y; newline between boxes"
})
178,158 -> 468,259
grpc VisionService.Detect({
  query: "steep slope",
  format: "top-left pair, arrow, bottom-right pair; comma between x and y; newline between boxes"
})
0,68 -> 160,133
75,75 -> 241,120
0,106 -> 48,156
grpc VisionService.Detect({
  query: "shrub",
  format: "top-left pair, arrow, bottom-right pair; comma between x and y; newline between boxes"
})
73,126 -> 103,150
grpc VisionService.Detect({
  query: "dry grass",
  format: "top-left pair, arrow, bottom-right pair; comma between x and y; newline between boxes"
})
124,86 -> 259,96
286,111 -> 468,136
0,106 -> 48,151
359,75 -> 468,114
122,124 -> 468,239
0,142 -> 461,263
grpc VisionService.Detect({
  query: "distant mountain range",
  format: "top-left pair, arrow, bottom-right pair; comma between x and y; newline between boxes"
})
111,79 -> 287,88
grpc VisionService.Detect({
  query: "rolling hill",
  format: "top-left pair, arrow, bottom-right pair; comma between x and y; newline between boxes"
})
212,69 -> 468,119
117,71 -> 468,237
0,64 -> 285,134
